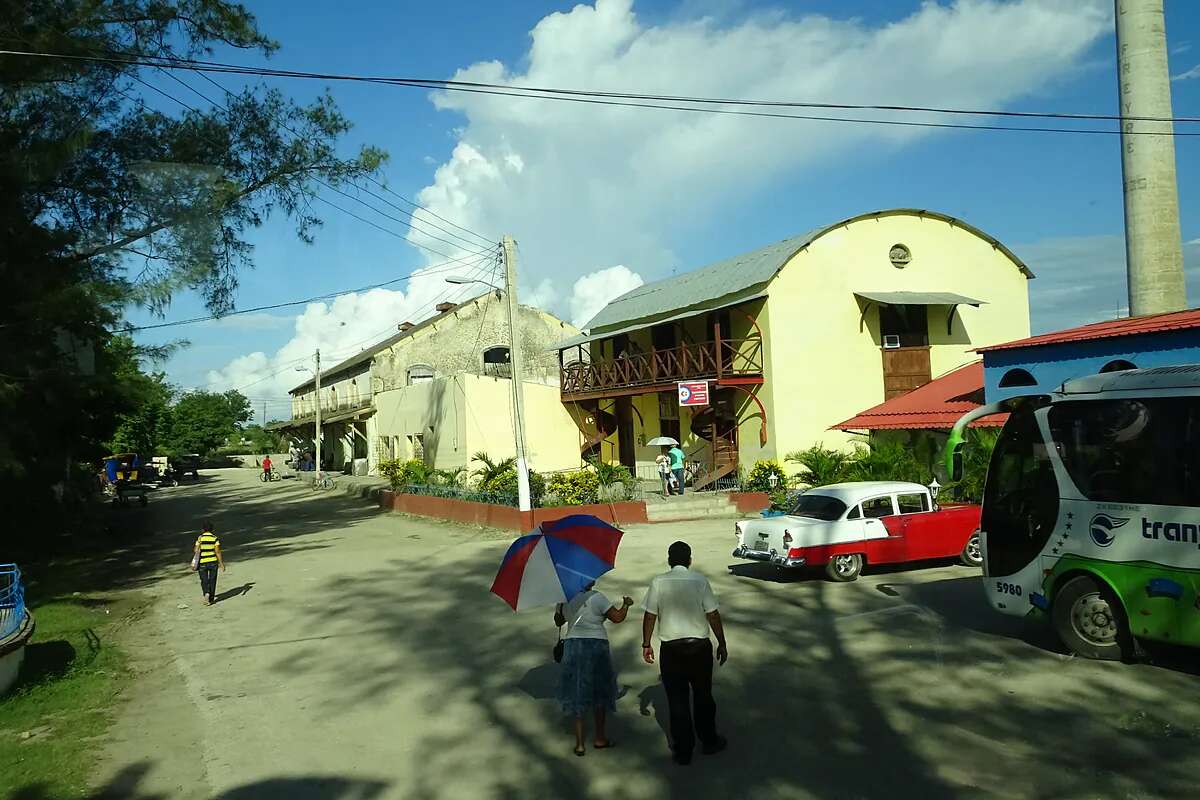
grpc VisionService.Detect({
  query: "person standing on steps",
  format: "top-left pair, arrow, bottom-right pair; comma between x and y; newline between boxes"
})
641,541 -> 728,766
193,521 -> 225,606
667,443 -> 686,496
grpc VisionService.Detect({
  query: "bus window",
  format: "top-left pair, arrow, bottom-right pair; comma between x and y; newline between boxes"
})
982,405 -> 1058,577
1048,397 -> 1200,507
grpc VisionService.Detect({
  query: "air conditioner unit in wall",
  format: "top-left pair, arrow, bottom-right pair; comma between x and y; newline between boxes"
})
882,335 -> 901,349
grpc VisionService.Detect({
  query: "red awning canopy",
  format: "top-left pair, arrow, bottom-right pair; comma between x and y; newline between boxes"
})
834,361 -> 1006,431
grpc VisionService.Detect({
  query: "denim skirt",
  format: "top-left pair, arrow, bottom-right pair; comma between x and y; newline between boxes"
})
557,637 -> 618,716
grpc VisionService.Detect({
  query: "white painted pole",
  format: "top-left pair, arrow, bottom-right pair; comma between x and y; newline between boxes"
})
314,348 -> 322,485
1116,0 -> 1186,316
502,236 -> 532,512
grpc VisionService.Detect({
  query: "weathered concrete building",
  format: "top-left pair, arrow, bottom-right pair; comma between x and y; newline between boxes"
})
284,292 -> 582,474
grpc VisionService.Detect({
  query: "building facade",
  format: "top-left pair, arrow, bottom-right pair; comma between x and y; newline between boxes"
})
556,209 -> 1032,486
284,292 -> 582,474
980,309 -> 1200,402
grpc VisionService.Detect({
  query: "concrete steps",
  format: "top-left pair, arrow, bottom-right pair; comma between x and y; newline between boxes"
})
644,492 -> 740,523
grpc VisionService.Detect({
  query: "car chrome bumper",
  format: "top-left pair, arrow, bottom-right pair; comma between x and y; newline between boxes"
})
732,545 -> 806,568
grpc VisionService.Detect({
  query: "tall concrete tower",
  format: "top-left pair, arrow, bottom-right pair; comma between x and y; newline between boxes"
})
1116,0 -> 1186,316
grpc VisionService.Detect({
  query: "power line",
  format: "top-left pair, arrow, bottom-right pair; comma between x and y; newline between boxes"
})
147,67 -> 495,259
228,256 -> 498,394
8,49 -> 1200,136
123,252 -> 493,332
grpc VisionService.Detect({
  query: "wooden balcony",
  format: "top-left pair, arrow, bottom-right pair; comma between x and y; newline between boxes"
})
560,337 -> 764,401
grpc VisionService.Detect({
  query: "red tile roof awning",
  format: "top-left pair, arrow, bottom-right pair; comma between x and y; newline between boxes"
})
833,361 -> 1007,431
978,307 -> 1200,353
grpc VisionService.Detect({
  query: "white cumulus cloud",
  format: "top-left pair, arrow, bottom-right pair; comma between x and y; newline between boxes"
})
409,0 -> 1111,308
569,265 -> 645,327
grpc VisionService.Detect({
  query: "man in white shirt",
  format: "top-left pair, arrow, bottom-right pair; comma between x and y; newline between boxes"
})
641,541 -> 728,765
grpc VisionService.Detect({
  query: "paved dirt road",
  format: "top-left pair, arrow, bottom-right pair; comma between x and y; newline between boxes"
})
89,469 -> 1200,800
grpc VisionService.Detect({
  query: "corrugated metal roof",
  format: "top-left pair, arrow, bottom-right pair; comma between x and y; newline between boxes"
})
582,208 -> 1032,333
978,307 -> 1200,353
553,292 -> 767,351
854,291 -> 985,306
833,361 -> 1007,431
582,231 -> 818,331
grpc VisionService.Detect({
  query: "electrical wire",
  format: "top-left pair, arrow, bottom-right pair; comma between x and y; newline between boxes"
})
146,67 -> 495,260
123,251 -> 495,332
7,49 -> 1200,136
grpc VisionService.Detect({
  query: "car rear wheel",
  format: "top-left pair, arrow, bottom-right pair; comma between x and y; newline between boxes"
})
825,553 -> 863,582
960,531 -> 983,567
1051,575 -> 1129,661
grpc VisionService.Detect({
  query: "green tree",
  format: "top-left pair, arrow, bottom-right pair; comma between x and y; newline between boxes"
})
163,389 -> 251,456
105,337 -> 175,455
0,1 -> 385,531
239,423 -> 284,454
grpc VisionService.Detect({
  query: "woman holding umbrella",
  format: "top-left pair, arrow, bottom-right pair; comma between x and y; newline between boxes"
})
489,515 -> 630,757
555,585 -> 633,756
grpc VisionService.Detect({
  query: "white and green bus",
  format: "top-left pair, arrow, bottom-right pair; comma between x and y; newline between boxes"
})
946,365 -> 1200,660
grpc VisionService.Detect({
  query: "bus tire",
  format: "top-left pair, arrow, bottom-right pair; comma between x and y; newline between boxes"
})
960,532 -> 983,567
825,553 -> 863,582
1051,575 -> 1129,661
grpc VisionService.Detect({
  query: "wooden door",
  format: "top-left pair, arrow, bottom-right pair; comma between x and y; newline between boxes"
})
615,397 -> 636,470
882,346 -> 932,399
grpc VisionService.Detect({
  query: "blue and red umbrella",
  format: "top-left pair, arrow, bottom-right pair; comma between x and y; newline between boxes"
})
490,515 -> 624,611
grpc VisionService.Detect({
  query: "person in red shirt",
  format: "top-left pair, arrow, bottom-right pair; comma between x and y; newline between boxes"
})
261,455 -> 273,482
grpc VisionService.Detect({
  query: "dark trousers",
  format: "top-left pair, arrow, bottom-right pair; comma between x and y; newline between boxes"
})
198,564 -> 218,599
671,468 -> 685,495
660,638 -> 717,756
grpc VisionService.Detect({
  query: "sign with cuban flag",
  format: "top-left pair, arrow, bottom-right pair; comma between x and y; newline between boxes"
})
678,380 -> 709,407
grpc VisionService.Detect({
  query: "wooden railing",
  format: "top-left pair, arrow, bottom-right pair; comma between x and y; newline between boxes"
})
561,337 -> 763,397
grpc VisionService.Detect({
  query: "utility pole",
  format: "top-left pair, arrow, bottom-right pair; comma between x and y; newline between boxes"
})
501,236 -> 532,512
314,348 -> 323,484
262,401 -> 267,428
1116,0 -> 1186,316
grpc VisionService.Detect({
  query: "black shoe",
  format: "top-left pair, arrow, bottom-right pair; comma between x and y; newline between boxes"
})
672,751 -> 692,766
701,736 -> 727,756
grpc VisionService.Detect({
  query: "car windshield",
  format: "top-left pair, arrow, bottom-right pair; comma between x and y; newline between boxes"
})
789,494 -> 848,521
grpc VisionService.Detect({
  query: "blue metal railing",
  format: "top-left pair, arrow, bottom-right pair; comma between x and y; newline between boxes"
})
0,564 -> 26,642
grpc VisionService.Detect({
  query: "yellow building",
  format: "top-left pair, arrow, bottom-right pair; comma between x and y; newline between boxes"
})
555,209 -> 1032,487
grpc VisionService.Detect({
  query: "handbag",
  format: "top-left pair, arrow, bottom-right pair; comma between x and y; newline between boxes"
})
190,538 -> 200,571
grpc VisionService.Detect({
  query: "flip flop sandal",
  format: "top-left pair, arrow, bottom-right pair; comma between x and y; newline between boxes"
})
574,747 -> 586,757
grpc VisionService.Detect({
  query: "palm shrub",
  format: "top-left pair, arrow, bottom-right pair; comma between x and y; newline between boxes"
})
378,458 -> 430,489
784,445 -> 855,488
471,451 -> 516,487
846,438 -> 929,484
431,467 -> 468,487
743,460 -> 788,492
588,457 -> 637,501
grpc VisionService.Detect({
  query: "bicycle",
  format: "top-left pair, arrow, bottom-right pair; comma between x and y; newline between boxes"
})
311,474 -> 337,491
259,468 -> 280,483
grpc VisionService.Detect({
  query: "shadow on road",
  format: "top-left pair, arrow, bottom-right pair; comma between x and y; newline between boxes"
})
14,762 -> 390,800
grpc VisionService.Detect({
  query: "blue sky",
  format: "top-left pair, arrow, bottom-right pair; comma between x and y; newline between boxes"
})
126,0 -> 1200,421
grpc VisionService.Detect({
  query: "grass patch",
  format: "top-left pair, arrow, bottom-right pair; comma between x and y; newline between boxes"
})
0,595 -> 133,799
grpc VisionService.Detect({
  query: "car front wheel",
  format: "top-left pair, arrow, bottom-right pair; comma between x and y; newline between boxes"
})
825,553 -> 863,582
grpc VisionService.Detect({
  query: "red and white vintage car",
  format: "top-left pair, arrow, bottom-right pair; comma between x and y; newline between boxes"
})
732,481 -> 982,581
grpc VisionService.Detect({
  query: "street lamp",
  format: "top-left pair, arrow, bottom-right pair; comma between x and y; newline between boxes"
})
767,473 -> 779,490
928,477 -> 941,500
445,238 -> 532,512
